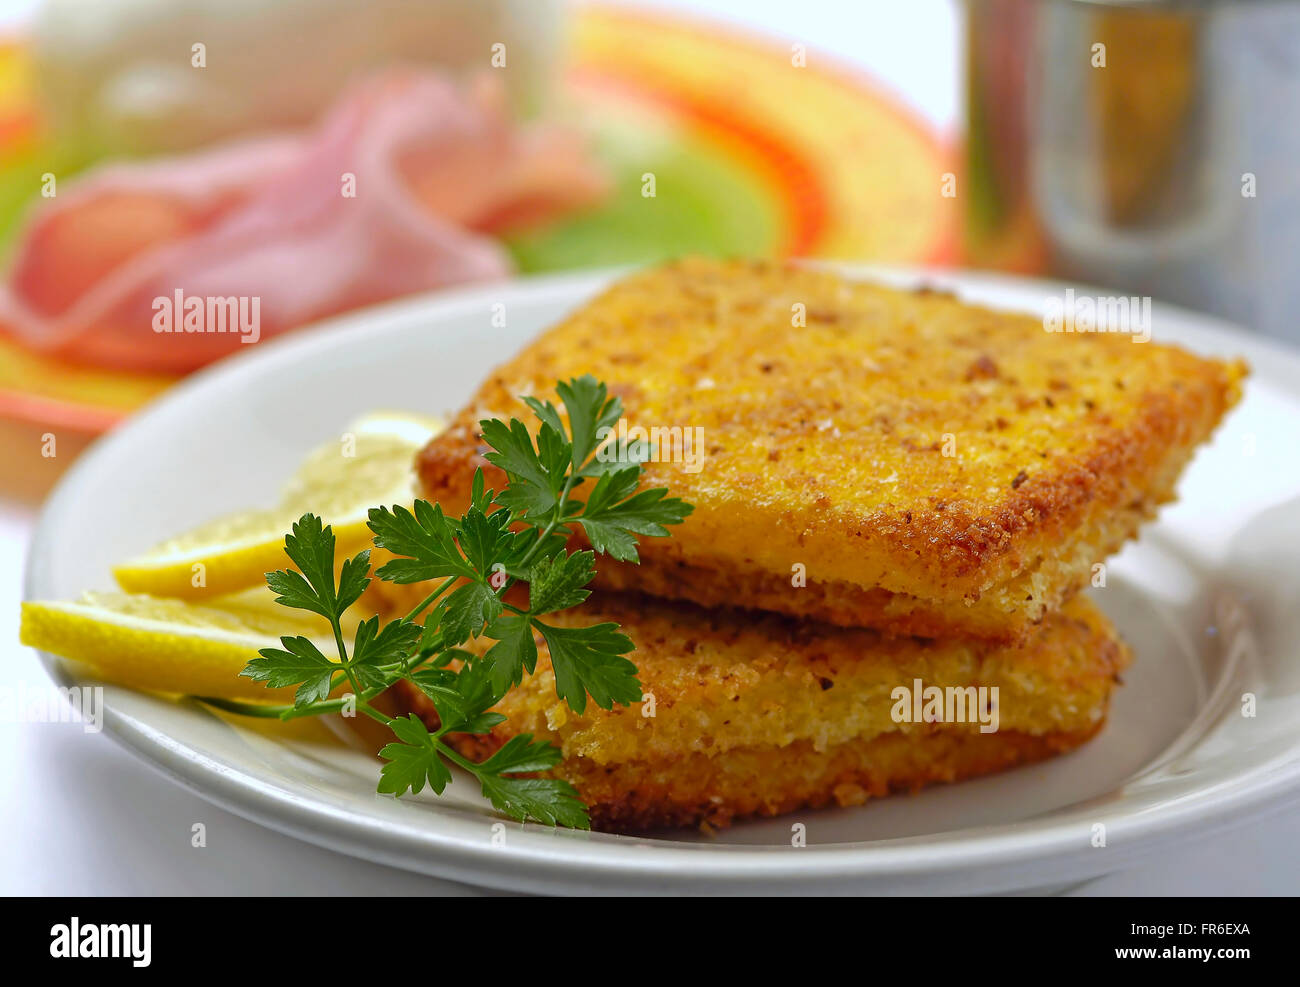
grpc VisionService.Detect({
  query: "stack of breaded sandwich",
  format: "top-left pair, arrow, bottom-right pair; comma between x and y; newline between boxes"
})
387,258 -> 1245,832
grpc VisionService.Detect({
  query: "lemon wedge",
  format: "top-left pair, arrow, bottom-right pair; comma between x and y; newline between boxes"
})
18,587 -> 367,702
112,410 -> 442,600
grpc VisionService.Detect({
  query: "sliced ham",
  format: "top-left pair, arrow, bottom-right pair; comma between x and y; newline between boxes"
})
0,70 -> 605,372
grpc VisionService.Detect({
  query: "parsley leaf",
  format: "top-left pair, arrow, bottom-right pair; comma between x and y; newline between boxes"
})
336,550 -> 373,615
242,635 -> 338,707
477,733 -> 565,774
377,714 -> 452,796
477,772 -> 589,829
411,659 -> 504,735
576,466 -> 694,562
480,418 -> 566,517
534,621 -> 641,714
579,434 -> 650,478
556,374 -> 623,469
368,501 -> 476,583
264,514 -> 371,621
453,502 -> 519,575
350,616 -> 423,689
526,550 -> 595,615
439,582 -> 504,648
520,395 -> 566,438
481,613 -> 539,694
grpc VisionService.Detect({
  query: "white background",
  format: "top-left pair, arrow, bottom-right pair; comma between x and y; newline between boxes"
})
1,0 -> 1296,895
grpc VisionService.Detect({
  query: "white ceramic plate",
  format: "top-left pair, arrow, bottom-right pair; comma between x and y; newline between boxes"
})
25,267 -> 1300,895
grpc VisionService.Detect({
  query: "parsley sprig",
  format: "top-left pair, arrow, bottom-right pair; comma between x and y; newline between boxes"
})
205,376 -> 691,829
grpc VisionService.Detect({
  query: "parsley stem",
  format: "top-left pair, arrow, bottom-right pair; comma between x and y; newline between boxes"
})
328,614 -> 366,700
435,739 -> 486,777
357,700 -> 390,725
213,681 -> 390,722
286,691 -> 382,723
195,696 -> 291,718
404,575 -> 458,622
200,688 -> 384,723
278,685 -> 387,720
331,619 -> 349,665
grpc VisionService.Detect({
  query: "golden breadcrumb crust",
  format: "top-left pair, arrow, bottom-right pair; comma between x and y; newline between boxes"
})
454,726 -> 1102,832
390,591 -> 1129,831
416,258 -> 1245,639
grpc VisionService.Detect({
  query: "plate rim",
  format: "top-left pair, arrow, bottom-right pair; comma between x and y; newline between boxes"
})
25,264 -> 1300,894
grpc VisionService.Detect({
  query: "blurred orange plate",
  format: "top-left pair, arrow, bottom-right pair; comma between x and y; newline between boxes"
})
0,335 -> 176,432
571,7 -> 954,263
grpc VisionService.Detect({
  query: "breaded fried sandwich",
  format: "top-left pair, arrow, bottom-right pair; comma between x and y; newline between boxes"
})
395,593 -> 1130,832
417,258 -> 1245,641
381,259 -> 1244,832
